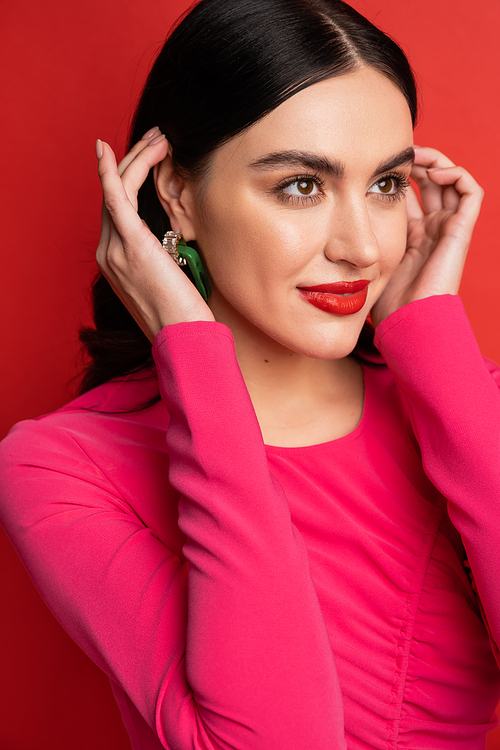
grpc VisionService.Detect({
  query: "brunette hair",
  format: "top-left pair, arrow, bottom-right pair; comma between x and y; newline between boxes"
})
79,0 -> 417,394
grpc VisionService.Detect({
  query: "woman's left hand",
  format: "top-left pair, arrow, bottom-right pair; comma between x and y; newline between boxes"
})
370,146 -> 484,327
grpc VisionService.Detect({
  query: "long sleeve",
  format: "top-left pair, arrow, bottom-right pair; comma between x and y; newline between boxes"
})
0,321 -> 345,750
374,295 -> 500,657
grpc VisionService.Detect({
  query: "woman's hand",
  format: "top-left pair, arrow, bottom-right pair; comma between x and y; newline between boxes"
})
370,146 -> 484,327
95,129 -> 215,343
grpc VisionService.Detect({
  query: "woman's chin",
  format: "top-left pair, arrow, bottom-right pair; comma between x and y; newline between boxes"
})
261,321 -> 367,361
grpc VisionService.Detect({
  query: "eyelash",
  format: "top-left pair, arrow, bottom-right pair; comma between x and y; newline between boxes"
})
272,172 -> 411,205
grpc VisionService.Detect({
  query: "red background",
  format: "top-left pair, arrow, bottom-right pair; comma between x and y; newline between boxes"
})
1,0 -> 499,747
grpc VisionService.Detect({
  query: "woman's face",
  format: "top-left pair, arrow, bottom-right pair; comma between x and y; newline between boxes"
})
188,66 -> 414,359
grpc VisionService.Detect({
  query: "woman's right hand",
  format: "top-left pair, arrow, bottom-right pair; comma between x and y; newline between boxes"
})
95,129 -> 215,343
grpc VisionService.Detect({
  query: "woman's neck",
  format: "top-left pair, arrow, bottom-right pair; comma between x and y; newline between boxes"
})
211,301 -> 365,448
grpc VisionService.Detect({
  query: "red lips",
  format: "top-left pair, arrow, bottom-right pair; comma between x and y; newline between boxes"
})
298,280 -> 370,316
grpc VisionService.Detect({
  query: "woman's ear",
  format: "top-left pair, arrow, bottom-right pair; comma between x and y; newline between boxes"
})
154,145 -> 198,241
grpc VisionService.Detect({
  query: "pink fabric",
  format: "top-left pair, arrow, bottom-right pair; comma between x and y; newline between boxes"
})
1,294 -> 499,749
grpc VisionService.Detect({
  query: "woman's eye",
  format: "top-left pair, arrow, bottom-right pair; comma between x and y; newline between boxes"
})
273,174 -> 325,205
283,179 -> 320,196
370,177 -> 398,195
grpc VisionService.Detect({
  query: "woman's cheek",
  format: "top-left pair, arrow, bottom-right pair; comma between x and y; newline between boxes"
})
378,210 -> 408,274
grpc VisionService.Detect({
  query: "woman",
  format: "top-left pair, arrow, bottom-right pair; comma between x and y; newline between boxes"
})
1,0 -> 499,748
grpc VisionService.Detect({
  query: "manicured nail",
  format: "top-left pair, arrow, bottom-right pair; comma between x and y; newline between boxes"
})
95,139 -> 103,159
141,126 -> 160,140
148,133 -> 166,146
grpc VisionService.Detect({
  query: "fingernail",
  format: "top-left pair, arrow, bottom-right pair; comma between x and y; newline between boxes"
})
95,139 -> 103,159
148,133 -> 166,147
141,126 -> 160,140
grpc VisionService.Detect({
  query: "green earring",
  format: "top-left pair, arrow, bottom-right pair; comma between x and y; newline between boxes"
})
162,231 -> 212,302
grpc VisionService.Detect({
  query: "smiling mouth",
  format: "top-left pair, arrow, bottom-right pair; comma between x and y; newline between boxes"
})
297,280 -> 370,315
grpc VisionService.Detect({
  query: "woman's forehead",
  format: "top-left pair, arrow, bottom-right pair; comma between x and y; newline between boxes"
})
214,68 -> 413,173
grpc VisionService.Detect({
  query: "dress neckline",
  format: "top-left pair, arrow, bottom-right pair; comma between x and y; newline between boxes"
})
264,363 -> 371,455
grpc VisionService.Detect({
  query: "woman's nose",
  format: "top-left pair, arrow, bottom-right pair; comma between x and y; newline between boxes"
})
323,199 -> 380,268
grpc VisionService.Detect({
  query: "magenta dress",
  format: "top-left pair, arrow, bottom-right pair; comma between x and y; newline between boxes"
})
1,295 -> 499,749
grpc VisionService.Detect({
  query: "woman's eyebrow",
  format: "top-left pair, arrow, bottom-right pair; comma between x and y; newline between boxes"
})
248,150 -> 345,177
247,146 -> 415,178
372,147 -> 415,177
